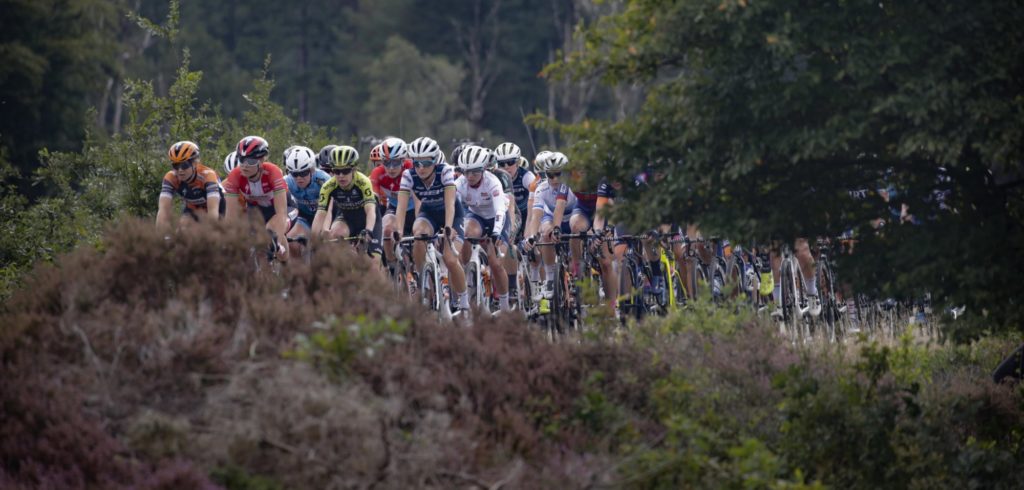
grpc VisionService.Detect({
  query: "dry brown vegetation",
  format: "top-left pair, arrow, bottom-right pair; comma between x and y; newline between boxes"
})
2,220 -> 1022,489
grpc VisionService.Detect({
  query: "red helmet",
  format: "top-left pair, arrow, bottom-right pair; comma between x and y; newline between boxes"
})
236,136 -> 269,161
369,143 -> 384,164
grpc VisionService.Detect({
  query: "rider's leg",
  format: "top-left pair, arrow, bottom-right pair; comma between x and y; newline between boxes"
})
382,213 -> 398,263
539,219 -> 557,286
569,212 -> 590,273
490,240 -> 510,310
328,218 -> 351,241
462,216 -> 483,265
411,218 -> 434,271
795,238 -> 817,295
288,216 -> 311,258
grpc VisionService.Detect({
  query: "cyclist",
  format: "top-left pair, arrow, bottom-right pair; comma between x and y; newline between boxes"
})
523,151 -> 578,296
311,145 -> 382,259
156,141 -> 223,231
284,145 -> 331,257
223,151 -> 238,175
395,136 -> 470,314
494,142 -> 536,301
316,144 -> 338,171
370,137 -> 415,265
368,143 -> 384,169
223,135 -> 291,262
456,145 -> 512,311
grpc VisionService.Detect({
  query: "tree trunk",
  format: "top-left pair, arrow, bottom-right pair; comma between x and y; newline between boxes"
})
111,81 -> 124,135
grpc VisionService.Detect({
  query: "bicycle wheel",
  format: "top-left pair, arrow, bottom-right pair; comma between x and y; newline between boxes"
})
619,257 -> 644,321
817,256 -> 841,342
723,256 -> 745,304
516,259 -> 534,314
709,258 -> 728,304
466,261 -> 484,312
670,271 -> 686,312
685,257 -> 709,301
779,258 -> 803,341
420,264 -> 439,312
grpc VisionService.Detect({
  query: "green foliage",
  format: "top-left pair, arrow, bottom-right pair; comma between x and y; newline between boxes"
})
363,36 -> 473,143
544,0 -> 1024,339
288,314 -> 409,380
127,0 -> 180,42
210,465 -> 284,490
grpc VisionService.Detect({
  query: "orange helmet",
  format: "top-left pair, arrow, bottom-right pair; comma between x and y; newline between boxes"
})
168,141 -> 200,164
369,143 -> 384,164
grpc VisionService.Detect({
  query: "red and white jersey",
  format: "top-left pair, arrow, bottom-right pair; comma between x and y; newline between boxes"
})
369,161 -> 413,207
222,162 -> 287,208
456,171 -> 509,233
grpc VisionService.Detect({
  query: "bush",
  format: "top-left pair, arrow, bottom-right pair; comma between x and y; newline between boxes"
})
2,220 -> 1022,488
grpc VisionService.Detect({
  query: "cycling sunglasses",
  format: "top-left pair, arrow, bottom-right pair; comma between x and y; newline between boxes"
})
412,159 -> 436,169
290,170 -> 311,178
171,160 -> 194,171
545,171 -> 563,178
465,168 -> 485,175
496,159 -> 517,167
240,156 -> 263,166
331,168 -> 355,176
384,159 -> 405,169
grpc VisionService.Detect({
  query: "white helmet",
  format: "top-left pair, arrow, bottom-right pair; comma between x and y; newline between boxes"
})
284,145 -> 316,173
494,142 -> 521,165
546,152 -> 569,172
408,136 -> 441,163
534,150 -> 554,171
381,137 -> 408,162
458,145 -> 493,171
437,149 -> 448,166
224,151 -> 238,174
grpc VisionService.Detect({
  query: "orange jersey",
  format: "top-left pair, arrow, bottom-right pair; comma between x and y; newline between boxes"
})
160,163 -> 222,211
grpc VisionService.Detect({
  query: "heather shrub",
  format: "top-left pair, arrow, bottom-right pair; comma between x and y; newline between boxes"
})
2,218 -> 1022,489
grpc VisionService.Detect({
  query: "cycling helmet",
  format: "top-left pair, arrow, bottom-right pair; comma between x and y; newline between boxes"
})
284,145 -> 316,173
236,136 -> 270,160
458,145 -> 492,171
223,151 -> 238,174
546,152 -> 569,172
329,145 -> 360,169
437,149 -> 448,166
408,136 -> 441,163
493,142 -> 521,165
369,143 -> 384,165
534,150 -> 554,171
168,141 -> 200,163
380,137 -> 408,161
317,144 -> 338,169
450,142 -> 470,166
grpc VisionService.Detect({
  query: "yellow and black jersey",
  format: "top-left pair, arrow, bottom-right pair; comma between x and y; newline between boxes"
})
318,171 -> 376,213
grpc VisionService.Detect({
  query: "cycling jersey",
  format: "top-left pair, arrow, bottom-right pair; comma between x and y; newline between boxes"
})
223,163 -> 287,208
286,169 -> 331,220
399,164 -> 458,212
160,163 -> 222,211
489,167 -> 512,194
532,180 -> 577,220
573,182 -> 615,213
456,171 -> 508,235
317,171 -> 377,215
370,162 -> 414,211
510,166 -> 537,211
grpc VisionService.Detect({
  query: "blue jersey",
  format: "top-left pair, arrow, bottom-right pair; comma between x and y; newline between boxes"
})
399,164 -> 458,212
286,169 -> 331,220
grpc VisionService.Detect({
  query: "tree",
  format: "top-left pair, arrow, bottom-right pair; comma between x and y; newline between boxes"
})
362,36 -> 469,143
0,0 -> 121,193
542,0 -> 1024,339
